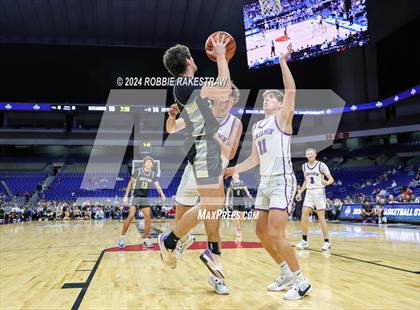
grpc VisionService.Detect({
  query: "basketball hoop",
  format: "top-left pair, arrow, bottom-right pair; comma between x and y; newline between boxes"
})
258,0 -> 283,17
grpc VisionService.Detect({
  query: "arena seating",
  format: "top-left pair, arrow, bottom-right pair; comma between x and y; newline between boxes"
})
0,171 -> 47,195
1,155 -> 418,204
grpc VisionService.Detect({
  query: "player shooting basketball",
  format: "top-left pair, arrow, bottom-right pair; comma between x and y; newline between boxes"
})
159,33 -> 234,285
166,82 -> 242,294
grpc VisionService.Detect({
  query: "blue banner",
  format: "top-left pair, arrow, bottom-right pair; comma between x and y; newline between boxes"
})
0,103 -> 51,111
340,204 -> 420,223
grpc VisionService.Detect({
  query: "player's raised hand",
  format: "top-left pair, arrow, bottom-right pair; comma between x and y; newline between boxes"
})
168,103 -> 180,118
208,32 -> 229,59
280,43 -> 293,61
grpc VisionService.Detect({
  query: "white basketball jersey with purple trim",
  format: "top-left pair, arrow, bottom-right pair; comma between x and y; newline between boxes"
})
217,113 -> 239,169
302,161 -> 330,189
252,114 -> 293,176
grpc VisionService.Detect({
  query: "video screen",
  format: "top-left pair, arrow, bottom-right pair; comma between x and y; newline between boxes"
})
244,0 -> 369,69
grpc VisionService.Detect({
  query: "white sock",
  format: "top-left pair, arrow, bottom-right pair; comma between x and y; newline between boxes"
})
180,234 -> 188,243
120,235 -> 125,239
292,269 -> 305,280
279,261 -> 292,277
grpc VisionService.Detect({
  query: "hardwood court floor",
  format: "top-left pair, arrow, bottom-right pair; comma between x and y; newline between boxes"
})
1,219 -> 419,310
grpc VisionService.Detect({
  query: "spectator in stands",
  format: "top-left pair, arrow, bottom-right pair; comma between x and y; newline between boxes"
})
56,205 -> 63,220
64,207 -> 71,220
361,199 -> 377,223
391,180 -> 397,188
84,206 -> 92,220
401,187 -> 413,202
113,206 -> 122,219
0,206 -> 5,224
379,188 -> 387,197
44,206 -> 54,221
388,194 -> 397,204
74,207 -> 82,220
326,198 -> 337,220
95,207 -> 105,220
375,196 -> 387,224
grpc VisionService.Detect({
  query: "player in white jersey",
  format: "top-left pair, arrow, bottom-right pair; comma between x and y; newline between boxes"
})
295,148 -> 334,251
225,43 -> 312,300
166,82 -> 242,295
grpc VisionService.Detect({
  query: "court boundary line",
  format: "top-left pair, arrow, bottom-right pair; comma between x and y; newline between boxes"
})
306,247 -> 420,275
61,242 -> 420,309
62,250 -> 105,310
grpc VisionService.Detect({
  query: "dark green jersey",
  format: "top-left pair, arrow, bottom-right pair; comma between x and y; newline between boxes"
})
173,77 -> 220,138
230,180 -> 246,198
132,168 -> 156,197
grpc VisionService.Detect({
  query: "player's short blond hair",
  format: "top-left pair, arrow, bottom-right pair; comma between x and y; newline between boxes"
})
263,89 -> 284,102
305,148 -> 317,154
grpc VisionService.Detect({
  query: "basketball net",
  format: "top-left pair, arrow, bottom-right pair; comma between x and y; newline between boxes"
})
258,0 -> 283,17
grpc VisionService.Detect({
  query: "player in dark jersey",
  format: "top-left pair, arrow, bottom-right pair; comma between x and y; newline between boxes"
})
159,35 -> 232,275
225,173 -> 252,238
118,157 -> 166,248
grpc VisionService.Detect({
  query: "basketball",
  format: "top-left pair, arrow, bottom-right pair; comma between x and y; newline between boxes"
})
205,31 -> 236,62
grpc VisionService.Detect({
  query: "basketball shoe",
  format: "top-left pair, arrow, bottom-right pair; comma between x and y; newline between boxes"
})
175,234 -> 195,258
283,275 -> 312,300
158,233 -> 177,269
199,249 -> 224,279
208,274 -> 230,295
296,240 -> 309,250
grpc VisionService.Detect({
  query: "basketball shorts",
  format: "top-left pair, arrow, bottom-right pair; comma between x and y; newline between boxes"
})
232,198 -> 246,212
186,137 -> 222,186
129,196 -> 152,209
175,163 -> 199,207
303,188 -> 327,211
255,174 -> 297,211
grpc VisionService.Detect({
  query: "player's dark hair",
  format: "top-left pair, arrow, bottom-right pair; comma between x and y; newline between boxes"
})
143,156 -> 154,165
231,82 -> 240,105
163,44 -> 191,77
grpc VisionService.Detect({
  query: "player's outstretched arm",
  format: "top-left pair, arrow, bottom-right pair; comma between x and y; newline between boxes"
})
211,33 -> 231,86
225,139 -> 259,177
166,104 -> 186,134
201,34 -> 232,100
276,43 -> 295,133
